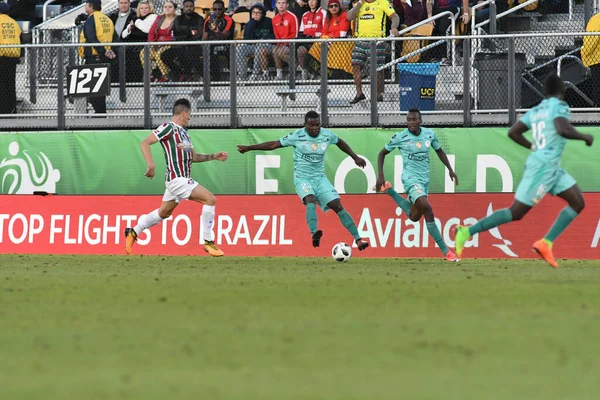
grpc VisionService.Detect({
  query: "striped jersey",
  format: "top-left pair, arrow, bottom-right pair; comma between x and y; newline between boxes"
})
153,122 -> 194,181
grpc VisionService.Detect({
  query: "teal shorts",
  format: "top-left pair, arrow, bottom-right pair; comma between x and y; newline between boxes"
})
515,156 -> 576,206
294,175 -> 340,212
404,180 -> 429,204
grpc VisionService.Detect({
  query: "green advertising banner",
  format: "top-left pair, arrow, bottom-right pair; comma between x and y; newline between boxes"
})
0,128 -> 598,195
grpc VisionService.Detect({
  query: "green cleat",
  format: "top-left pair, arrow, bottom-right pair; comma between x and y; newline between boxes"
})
454,226 -> 471,258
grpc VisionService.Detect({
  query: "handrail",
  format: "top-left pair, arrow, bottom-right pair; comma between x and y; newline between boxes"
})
530,47 -> 581,72
475,0 -> 538,31
397,10 -> 456,37
557,54 -> 588,77
395,10 -> 457,65
471,0 -> 493,35
42,0 -> 58,22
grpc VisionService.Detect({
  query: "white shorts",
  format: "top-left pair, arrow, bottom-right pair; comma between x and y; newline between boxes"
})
163,177 -> 199,203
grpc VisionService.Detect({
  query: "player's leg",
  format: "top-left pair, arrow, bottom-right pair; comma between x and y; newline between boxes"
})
294,179 -> 322,247
377,181 -> 423,221
327,199 -> 369,251
188,183 -> 224,257
533,173 -> 583,268
317,178 -> 368,251
303,195 -> 322,247
413,196 -> 458,262
124,200 -> 178,255
455,158 -> 546,257
455,199 -> 531,258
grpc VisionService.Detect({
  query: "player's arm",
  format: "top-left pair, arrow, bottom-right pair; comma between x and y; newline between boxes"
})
336,138 -> 366,168
387,11 -> 400,36
140,133 -> 159,178
376,147 -> 391,191
435,148 -> 459,185
192,151 -> 228,163
237,141 -> 283,153
507,121 -> 534,150
347,1 -> 362,20
555,118 -> 594,146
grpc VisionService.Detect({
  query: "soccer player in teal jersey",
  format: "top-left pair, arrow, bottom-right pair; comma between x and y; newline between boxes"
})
455,75 -> 594,267
375,108 -> 460,262
236,111 -> 370,251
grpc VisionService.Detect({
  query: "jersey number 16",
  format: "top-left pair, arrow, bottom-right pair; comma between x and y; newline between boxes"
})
532,121 -> 547,150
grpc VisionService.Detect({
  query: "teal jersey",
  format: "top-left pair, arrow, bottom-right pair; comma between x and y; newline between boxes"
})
520,97 -> 570,165
279,128 -> 339,179
384,127 -> 441,183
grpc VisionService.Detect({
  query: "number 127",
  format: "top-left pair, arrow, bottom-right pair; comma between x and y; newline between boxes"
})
69,67 -> 108,94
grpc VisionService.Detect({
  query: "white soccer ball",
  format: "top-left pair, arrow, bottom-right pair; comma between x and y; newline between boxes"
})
332,242 -> 352,262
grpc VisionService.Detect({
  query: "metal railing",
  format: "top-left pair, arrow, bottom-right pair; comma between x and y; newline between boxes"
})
0,32 -> 599,129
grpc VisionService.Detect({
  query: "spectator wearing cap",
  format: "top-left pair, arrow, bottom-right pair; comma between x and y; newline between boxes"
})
0,2 -> 21,114
322,0 -> 349,38
236,2 -> 275,80
161,0 -> 204,81
78,0 -> 115,114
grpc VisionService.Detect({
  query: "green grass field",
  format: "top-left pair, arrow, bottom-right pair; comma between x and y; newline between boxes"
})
1,255 -> 600,400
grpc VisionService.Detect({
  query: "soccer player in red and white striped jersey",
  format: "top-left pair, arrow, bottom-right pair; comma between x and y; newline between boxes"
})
124,98 -> 228,256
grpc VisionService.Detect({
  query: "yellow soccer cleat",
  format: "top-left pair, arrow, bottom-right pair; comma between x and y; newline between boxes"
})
533,239 -> 558,268
454,226 -> 471,258
124,227 -> 137,255
204,241 -> 224,257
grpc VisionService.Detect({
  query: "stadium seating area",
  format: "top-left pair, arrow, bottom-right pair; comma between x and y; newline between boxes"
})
2,0 -> 596,128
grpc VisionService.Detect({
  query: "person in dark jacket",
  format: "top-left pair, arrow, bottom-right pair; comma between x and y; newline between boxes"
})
236,2 -> 275,80
160,0 -> 204,81
8,0 -> 36,27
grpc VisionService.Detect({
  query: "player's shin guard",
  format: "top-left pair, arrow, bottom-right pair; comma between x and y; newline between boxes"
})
134,209 -> 164,235
202,204 -> 216,241
468,208 -> 513,235
544,206 -> 578,242
386,187 -> 412,216
337,209 -> 360,240
305,202 -> 318,234
426,221 -> 449,256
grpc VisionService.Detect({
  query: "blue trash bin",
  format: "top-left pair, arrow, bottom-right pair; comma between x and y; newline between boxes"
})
398,63 -> 440,111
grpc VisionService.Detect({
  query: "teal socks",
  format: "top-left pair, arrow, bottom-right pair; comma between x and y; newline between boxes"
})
386,187 -> 412,216
426,221 -> 449,256
545,206 -> 578,242
305,202 -> 318,234
337,209 -> 360,240
468,208 -> 513,236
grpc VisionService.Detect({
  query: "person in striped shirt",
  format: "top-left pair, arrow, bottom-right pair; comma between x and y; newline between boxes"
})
124,98 -> 228,257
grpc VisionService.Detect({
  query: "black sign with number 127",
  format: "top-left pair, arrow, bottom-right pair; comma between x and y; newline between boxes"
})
67,64 -> 111,98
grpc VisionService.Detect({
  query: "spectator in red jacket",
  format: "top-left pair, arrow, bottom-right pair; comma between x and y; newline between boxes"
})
322,0 -> 350,38
297,0 -> 326,79
272,0 -> 299,80
142,0 -> 176,82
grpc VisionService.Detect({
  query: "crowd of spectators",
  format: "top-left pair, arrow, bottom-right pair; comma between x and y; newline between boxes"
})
66,0 -> 477,88
2,0 -> 583,111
